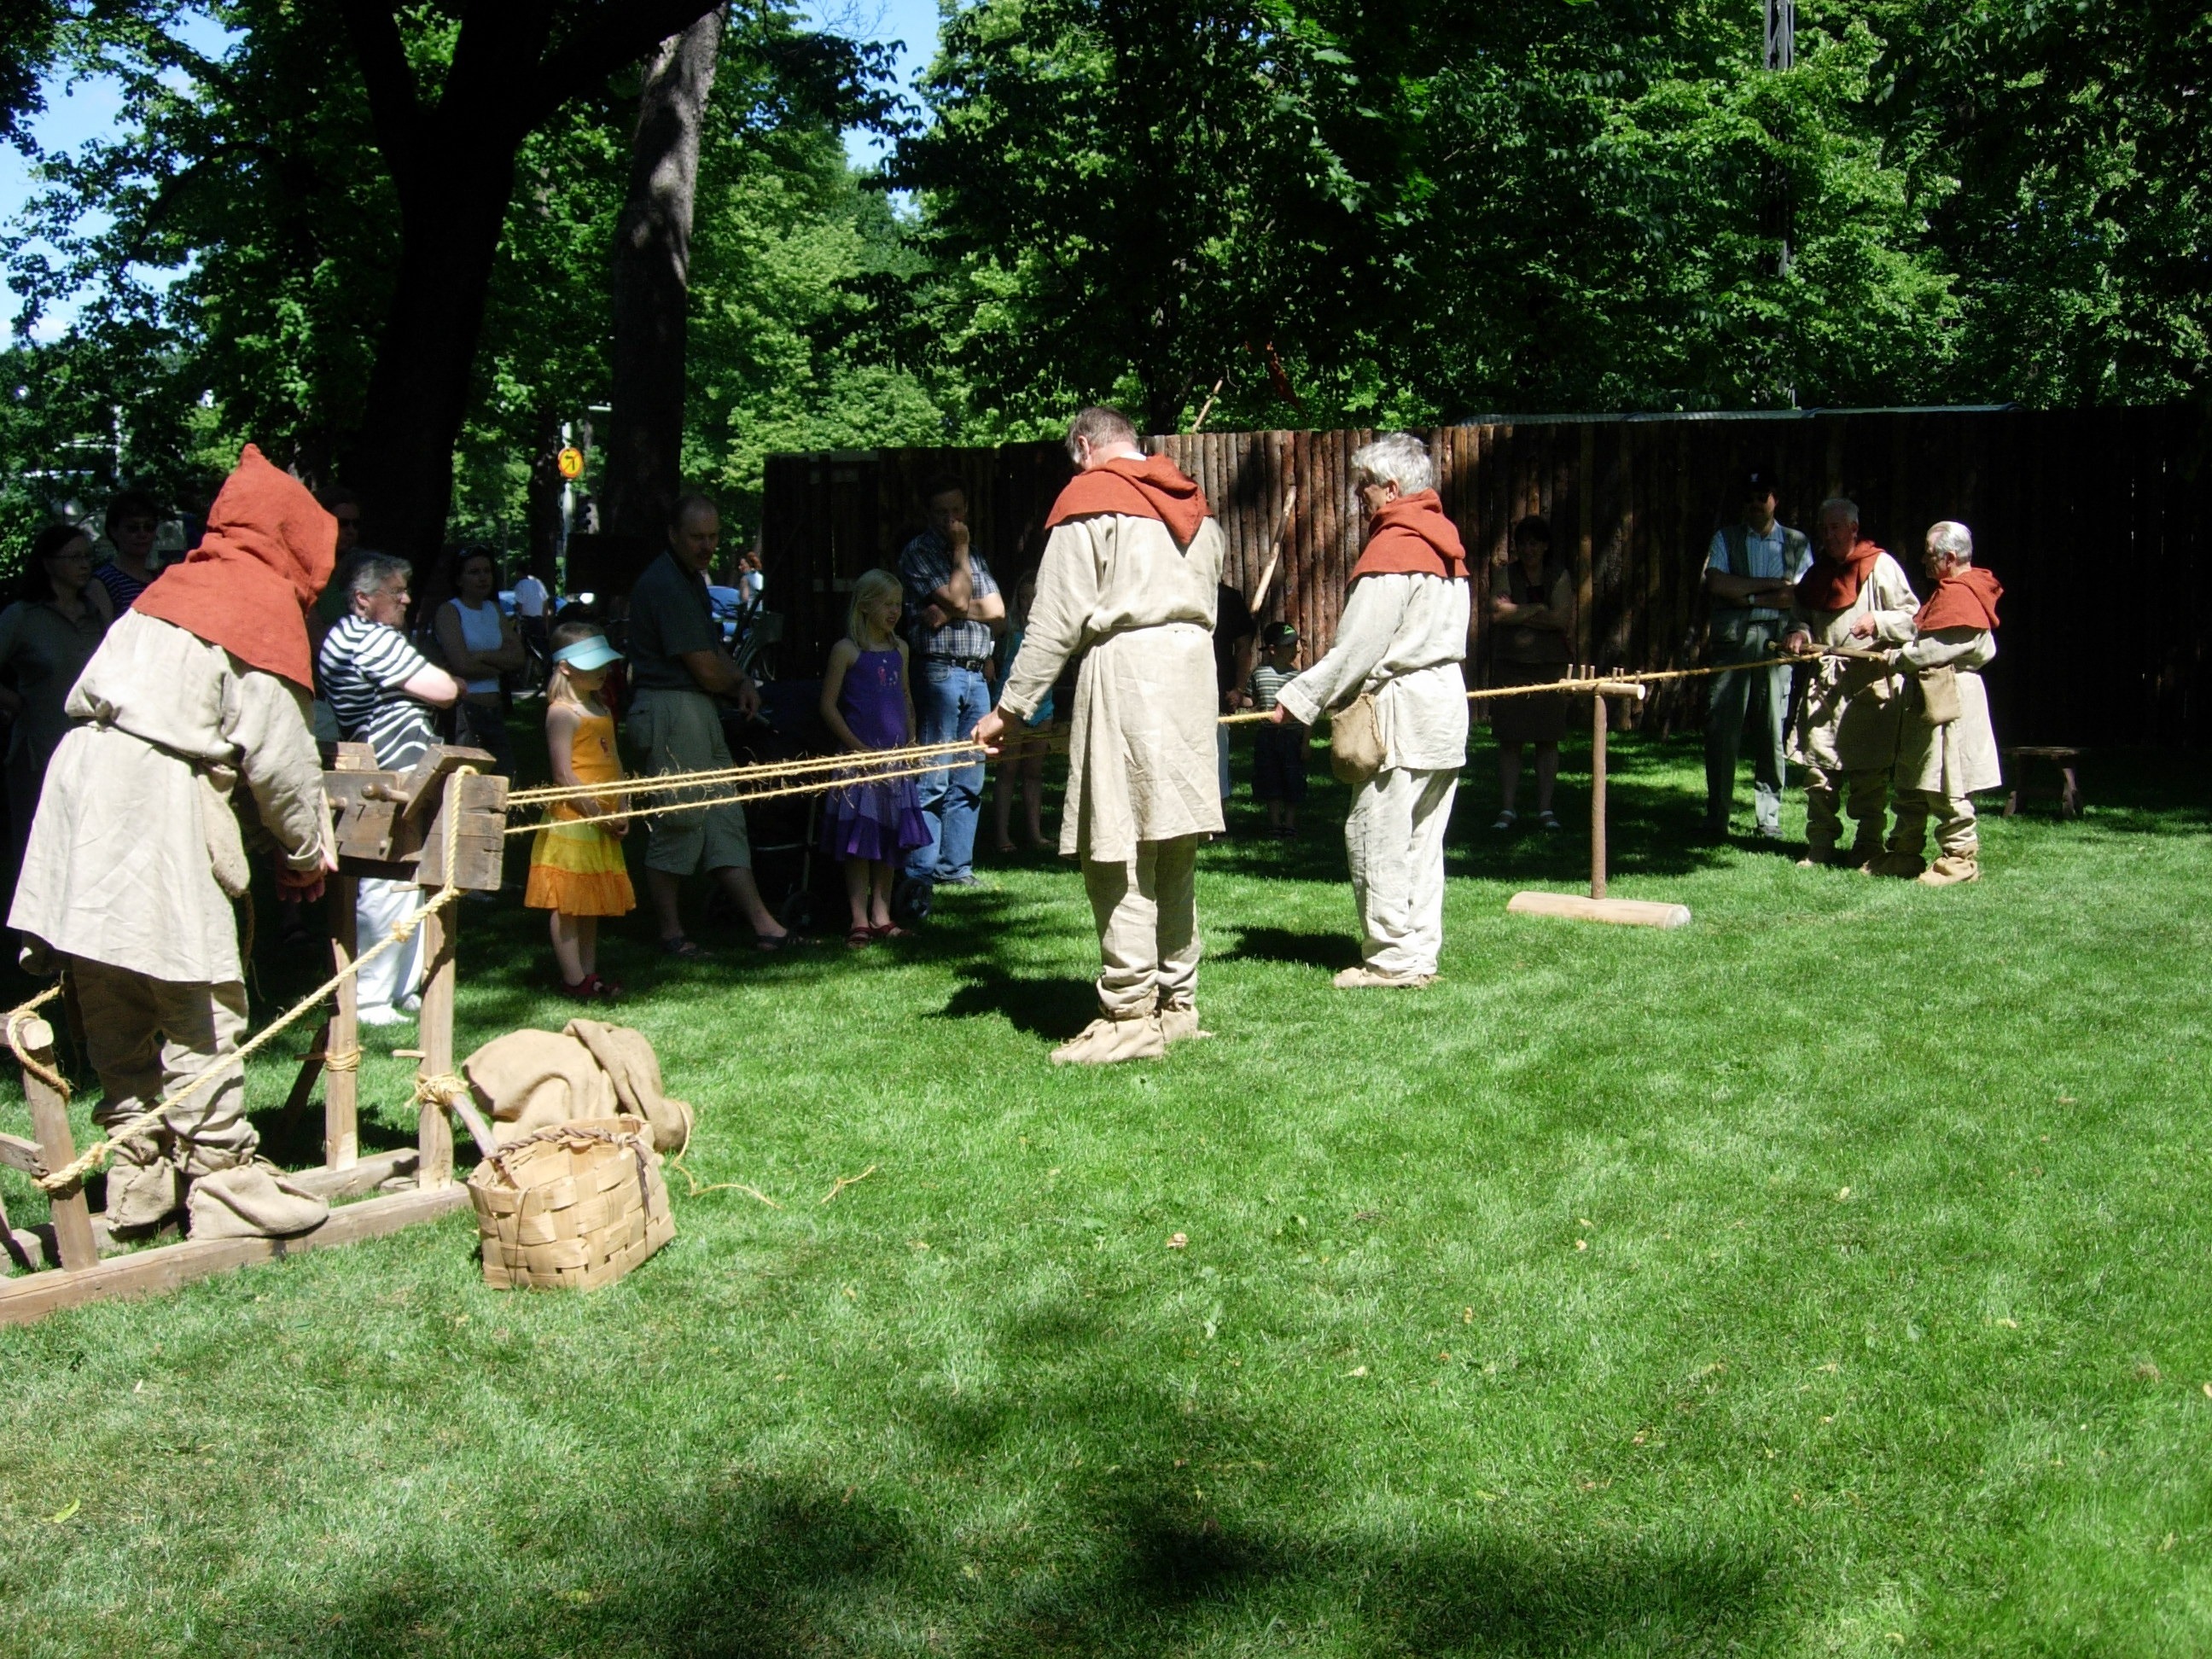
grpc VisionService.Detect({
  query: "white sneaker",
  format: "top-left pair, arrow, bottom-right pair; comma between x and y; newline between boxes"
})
358,1004 -> 408,1027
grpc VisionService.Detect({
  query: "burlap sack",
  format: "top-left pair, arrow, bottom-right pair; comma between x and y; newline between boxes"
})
462,1022 -> 691,1155
565,1019 -> 692,1155
186,1161 -> 330,1240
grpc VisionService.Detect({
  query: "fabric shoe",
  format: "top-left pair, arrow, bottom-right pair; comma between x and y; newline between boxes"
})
1332,965 -> 1437,990
102,1154 -> 183,1232
1050,1014 -> 1166,1066
1158,1004 -> 1212,1044
1917,854 -> 1981,888
1863,851 -> 1926,879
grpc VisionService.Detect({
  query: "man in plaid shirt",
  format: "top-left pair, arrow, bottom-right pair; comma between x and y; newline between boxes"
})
899,474 -> 1005,884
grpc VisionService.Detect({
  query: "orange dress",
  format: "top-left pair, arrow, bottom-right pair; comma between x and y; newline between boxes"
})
524,710 -> 635,916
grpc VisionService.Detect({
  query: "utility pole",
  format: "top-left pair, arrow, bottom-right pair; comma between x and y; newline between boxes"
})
1764,0 -> 1795,71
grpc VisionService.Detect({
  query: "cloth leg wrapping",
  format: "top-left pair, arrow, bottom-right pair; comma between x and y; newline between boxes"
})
1084,835 -> 1203,1016
1888,790 -> 1933,857
1802,765 -> 1842,851
1932,793 -> 1979,858
73,958 -> 254,1175
1346,767 -> 1458,977
356,876 -> 428,1020
1843,768 -> 1891,853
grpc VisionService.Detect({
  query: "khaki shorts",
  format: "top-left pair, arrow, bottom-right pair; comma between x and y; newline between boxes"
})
625,685 -> 751,876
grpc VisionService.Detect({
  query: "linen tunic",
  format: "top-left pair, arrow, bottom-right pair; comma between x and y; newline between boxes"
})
10,610 -> 326,984
1273,573 -> 1471,771
999,512 -> 1224,863
1787,551 -> 1920,772
1885,626 -> 2001,796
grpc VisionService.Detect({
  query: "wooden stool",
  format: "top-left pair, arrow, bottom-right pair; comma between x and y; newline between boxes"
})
2003,747 -> 2082,818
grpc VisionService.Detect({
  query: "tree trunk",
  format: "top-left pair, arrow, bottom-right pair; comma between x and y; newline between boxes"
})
525,403 -> 566,587
603,10 -> 721,543
346,140 -> 517,568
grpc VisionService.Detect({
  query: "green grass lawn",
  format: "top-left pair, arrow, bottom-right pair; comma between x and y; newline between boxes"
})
3,732 -> 2210,1656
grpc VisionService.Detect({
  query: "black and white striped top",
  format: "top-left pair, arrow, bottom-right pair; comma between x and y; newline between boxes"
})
318,614 -> 437,768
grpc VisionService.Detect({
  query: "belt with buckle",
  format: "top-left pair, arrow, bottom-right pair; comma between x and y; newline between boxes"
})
928,654 -> 990,672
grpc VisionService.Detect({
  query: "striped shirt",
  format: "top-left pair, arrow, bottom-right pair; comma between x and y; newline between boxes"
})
96,562 -> 154,611
1248,663 -> 1297,712
319,614 -> 438,768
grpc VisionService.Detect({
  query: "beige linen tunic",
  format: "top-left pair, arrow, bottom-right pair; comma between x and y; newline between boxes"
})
1000,513 -> 1225,863
1787,552 -> 1919,772
1273,573 -> 1472,769
1885,626 -> 2001,796
10,610 -> 326,984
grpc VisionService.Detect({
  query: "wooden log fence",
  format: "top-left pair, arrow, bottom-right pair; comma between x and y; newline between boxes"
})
763,405 -> 2212,748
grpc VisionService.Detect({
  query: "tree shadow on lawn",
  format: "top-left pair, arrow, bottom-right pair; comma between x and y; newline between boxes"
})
930,969 -> 1101,1040
272,1464 -> 1779,1658
1218,925 -> 1361,971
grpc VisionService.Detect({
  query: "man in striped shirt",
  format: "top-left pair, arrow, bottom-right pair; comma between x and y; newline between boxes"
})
317,554 -> 462,1023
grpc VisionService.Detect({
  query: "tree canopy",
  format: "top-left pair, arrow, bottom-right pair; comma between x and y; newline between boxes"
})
2,0 -> 2207,554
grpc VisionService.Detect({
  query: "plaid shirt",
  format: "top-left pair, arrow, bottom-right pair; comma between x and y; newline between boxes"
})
899,529 -> 1000,661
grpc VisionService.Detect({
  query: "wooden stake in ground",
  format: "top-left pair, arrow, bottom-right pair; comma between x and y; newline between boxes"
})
1506,678 -> 1692,930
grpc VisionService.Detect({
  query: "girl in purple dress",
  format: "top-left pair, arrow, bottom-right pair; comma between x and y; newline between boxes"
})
818,568 -> 930,946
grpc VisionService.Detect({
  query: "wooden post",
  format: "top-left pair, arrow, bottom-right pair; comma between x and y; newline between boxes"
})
19,1016 -> 96,1272
325,877 -> 358,1170
1591,689 -> 1609,901
416,902 -> 456,1190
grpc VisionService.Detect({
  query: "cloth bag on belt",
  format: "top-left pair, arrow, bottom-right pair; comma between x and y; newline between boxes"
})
1917,665 -> 1962,726
1329,692 -> 1384,785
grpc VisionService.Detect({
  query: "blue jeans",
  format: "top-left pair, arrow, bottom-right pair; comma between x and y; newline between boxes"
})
907,660 -> 992,882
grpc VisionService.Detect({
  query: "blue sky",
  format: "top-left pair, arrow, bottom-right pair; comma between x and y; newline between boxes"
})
0,1 -> 944,335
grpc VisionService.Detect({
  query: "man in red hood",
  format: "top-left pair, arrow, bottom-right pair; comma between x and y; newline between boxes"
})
974,407 -> 1225,1064
10,445 -> 336,1238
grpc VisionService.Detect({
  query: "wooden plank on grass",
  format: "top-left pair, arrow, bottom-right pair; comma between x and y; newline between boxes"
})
0,1183 -> 472,1325
1507,891 -> 1692,929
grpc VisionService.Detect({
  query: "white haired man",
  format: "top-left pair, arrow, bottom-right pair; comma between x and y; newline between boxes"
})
974,407 -> 1225,1063
1272,432 -> 1470,987
1780,498 -> 1919,866
1867,521 -> 2003,886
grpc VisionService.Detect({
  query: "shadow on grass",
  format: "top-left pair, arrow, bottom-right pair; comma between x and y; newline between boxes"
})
275,1469 -> 1779,1657
931,970 -> 1099,1040
1220,926 -> 1361,972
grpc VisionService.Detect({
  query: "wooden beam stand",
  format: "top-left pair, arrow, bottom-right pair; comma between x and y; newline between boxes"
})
1510,678 -> 1696,930
0,761 -> 506,1322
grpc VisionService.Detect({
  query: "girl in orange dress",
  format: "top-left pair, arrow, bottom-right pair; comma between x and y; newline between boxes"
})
526,621 -> 635,999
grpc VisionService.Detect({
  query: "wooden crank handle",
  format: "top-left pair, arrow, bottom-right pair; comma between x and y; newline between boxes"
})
1591,681 -> 1646,701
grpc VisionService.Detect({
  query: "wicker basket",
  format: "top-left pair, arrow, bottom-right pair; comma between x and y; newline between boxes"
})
466,1115 -> 674,1290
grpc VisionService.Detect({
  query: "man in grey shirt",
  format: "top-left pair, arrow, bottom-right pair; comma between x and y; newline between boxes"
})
1702,469 -> 1810,838
626,493 -> 795,955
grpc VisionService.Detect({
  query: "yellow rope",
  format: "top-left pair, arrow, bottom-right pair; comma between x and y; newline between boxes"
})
319,1047 -> 361,1074
4,983 -> 68,1103
505,735 -> 986,809
37,768 -> 479,1192
410,1072 -> 469,1109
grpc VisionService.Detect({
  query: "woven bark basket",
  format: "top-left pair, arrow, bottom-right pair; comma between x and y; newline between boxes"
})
466,1115 -> 675,1290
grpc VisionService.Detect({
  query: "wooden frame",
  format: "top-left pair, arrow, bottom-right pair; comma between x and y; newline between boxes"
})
0,756 -> 506,1325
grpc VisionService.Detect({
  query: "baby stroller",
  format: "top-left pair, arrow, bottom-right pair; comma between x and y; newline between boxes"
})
714,683 -> 935,934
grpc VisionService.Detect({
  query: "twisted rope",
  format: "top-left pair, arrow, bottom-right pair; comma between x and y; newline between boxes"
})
5,984 -> 68,1103
36,768 -> 479,1192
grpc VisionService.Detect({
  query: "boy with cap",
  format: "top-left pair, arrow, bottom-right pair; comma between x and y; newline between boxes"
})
1247,621 -> 1307,837
1703,468 -> 1811,838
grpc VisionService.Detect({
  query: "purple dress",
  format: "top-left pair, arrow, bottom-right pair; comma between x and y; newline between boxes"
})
821,647 -> 930,861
